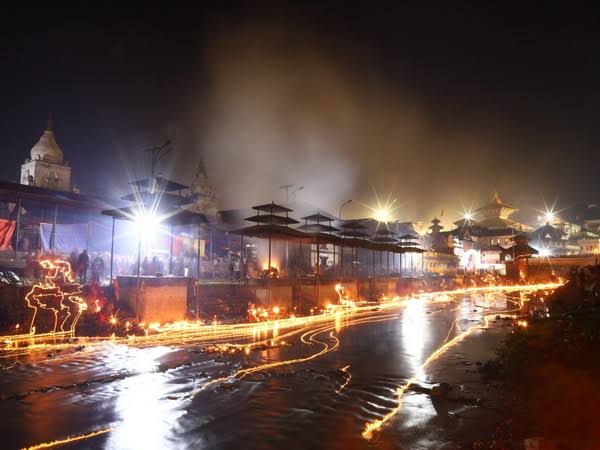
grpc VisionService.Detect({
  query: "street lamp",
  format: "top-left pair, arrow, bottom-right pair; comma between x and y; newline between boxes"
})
339,199 -> 352,219
544,210 -> 556,224
280,184 -> 304,204
374,207 -> 391,223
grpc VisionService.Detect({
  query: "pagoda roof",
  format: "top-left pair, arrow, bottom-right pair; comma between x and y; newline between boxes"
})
531,223 -> 565,241
338,230 -> 370,238
231,224 -> 306,239
102,205 -> 210,226
501,244 -> 539,258
129,176 -> 189,193
398,233 -> 418,240
481,244 -> 505,252
371,236 -> 398,243
339,219 -> 369,229
300,212 -> 335,222
120,191 -> 186,207
251,201 -> 293,214
244,214 -> 299,225
298,223 -> 339,233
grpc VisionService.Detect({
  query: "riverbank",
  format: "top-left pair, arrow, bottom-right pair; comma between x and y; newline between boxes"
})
494,283 -> 600,448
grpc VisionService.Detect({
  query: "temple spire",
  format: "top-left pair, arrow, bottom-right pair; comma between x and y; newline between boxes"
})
196,152 -> 207,178
46,112 -> 53,132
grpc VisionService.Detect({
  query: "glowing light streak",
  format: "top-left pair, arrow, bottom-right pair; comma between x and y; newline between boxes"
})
17,283 -> 560,450
1,283 -> 561,370
21,427 -> 113,450
335,364 -> 351,394
361,292 -> 537,440
24,259 -> 88,335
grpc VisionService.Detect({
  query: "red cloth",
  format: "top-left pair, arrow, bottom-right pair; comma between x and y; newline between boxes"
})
0,219 -> 15,250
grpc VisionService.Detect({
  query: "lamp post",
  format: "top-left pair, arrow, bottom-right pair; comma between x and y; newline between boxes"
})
280,184 -> 304,204
280,184 -> 304,276
338,199 -> 352,220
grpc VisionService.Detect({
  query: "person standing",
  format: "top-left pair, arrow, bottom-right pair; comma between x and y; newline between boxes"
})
78,249 -> 90,284
69,250 -> 79,278
91,253 -> 105,283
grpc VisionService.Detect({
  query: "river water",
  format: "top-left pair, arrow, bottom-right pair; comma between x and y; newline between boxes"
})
0,292 -> 517,450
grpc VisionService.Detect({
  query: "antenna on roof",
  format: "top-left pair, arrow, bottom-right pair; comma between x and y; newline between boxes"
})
144,140 -> 172,177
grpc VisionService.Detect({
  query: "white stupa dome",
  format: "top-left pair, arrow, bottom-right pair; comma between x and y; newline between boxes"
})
30,116 -> 64,164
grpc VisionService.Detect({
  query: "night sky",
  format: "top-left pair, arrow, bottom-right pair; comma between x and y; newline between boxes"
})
2,2 -> 600,222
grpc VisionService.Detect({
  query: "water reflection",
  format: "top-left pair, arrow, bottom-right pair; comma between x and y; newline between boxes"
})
107,347 -> 183,450
402,298 -> 427,379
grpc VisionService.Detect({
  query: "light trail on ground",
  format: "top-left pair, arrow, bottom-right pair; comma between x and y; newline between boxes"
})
20,427 -> 113,450
14,282 -> 560,449
335,365 -> 351,394
361,289 -> 536,440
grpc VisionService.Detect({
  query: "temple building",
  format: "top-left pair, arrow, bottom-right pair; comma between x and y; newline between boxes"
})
421,217 -> 459,275
20,116 -> 71,191
453,192 -> 531,250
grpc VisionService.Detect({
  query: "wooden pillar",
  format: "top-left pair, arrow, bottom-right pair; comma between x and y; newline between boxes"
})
13,198 -> 21,256
209,224 -> 213,262
109,216 -> 115,283
168,224 -> 174,275
136,236 -> 142,323
51,203 -> 58,251
240,234 -> 245,282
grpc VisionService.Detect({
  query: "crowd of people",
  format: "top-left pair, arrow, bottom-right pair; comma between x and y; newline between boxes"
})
22,249 -> 246,285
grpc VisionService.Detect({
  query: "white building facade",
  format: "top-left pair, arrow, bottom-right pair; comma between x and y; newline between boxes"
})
20,117 -> 71,191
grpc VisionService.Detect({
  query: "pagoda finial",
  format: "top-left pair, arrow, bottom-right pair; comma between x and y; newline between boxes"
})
196,151 -> 207,178
46,112 -> 53,132
493,190 -> 502,204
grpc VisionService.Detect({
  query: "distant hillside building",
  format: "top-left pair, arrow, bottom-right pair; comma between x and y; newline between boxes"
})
20,116 -> 71,191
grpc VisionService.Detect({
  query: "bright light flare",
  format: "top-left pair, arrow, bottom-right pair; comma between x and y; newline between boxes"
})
373,207 -> 391,223
538,247 -> 552,258
544,210 -> 555,223
133,212 -> 160,240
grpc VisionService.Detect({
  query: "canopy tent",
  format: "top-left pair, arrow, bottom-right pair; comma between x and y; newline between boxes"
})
101,202 -> 210,285
245,214 -> 300,226
128,176 -> 189,193
252,202 -> 293,214
120,191 -> 187,208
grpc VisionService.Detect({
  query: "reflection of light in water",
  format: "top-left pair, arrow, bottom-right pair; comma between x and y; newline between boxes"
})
125,347 -> 169,373
399,297 -> 435,429
335,311 -> 343,333
402,299 -> 427,380
108,347 -> 183,450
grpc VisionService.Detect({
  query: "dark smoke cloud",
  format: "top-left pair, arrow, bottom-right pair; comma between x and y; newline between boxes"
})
170,23 -> 505,224
152,11 -> 597,226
